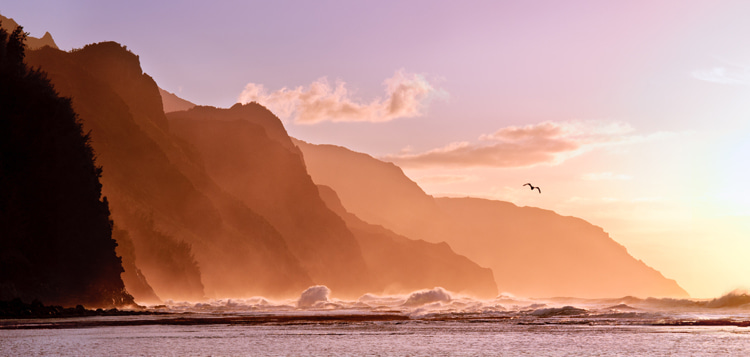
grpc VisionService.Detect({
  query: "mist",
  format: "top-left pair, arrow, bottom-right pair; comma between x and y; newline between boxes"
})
296,140 -> 689,299
18,40 -> 498,305
4,18 -> 716,309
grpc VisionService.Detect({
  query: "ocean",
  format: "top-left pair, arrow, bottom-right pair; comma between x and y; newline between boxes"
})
2,287 -> 749,356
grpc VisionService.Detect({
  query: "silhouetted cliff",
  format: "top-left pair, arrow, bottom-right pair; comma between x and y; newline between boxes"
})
113,227 -> 161,305
296,140 -> 689,298
26,43 -> 313,300
0,24 -> 132,308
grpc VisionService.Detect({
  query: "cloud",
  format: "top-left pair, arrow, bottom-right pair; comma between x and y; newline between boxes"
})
384,121 -> 638,169
237,70 -> 444,124
692,65 -> 750,86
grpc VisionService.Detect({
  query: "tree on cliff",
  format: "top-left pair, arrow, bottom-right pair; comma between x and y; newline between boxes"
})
0,22 -> 134,307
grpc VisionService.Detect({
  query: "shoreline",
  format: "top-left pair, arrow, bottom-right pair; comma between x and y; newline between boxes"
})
0,299 -> 154,320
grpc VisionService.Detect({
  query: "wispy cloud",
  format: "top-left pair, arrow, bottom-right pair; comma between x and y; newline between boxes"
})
237,70 -> 445,124
692,64 -> 750,86
384,121 -> 642,169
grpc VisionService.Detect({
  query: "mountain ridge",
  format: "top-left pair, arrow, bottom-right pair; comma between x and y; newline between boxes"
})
166,104 -> 500,298
1,24 -> 130,308
25,43 -> 314,301
0,14 -> 58,50
167,104 -> 373,297
159,87 -> 196,113
15,30 -> 687,302
23,41 -> 499,301
316,184 -> 498,297
295,140 -> 689,298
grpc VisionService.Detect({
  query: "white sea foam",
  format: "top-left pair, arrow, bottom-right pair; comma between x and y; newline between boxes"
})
7,288 -> 750,356
403,287 -> 451,307
147,288 -> 750,323
297,285 -> 331,308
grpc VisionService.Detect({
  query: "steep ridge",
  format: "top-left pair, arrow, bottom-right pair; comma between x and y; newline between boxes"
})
296,141 -> 689,298
435,197 -> 688,298
24,40 -> 500,301
113,228 -> 161,305
0,15 -> 58,50
159,87 -> 196,113
26,43 -> 312,301
167,104 -> 372,297
1,25 -> 130,308
316,185 -> 498,298
168,105 -> 498,298
293,139 -> 442,236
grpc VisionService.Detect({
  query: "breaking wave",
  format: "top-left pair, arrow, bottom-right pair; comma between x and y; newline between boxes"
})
297,285 -> 331,308
6,287 -> 750,330
704,290 -> 750,308
142,286 -> 750,327
403,287 -> 451,307
530,306 -> 587,318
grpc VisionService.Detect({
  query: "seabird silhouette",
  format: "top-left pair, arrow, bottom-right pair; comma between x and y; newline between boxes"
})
523,183 -> 541,194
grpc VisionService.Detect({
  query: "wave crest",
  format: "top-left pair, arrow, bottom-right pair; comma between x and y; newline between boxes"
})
403,287 -> 451,307
298,285 -> 331,308
705,290 -> 750,309
530,306 -> 587,317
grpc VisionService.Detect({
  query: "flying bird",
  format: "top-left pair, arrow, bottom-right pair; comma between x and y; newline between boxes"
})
523,183 -> 541,193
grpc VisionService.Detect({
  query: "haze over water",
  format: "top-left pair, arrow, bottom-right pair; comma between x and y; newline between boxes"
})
3,286 -> 750,355
3,1 -> 750,355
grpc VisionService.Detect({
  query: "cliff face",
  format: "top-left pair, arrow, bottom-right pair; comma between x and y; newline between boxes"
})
168,104 -> 373,297
0,15 -> 58,50
23,41 -> 500,301
434,197 -> 688,298
26,43 -> 313,301
293,140 -> 443,236
1,25 -> 131,308
17,37 -> 670,301
159,88 -> 196,113
317,185 -> 498,298
296,140 -> 689,299
167,105 -> 500,298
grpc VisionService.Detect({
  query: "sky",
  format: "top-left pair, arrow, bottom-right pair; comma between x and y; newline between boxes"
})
4,0 -> 750,298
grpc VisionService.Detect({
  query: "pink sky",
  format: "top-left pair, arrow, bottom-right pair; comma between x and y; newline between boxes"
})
5,0 -> 750,297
